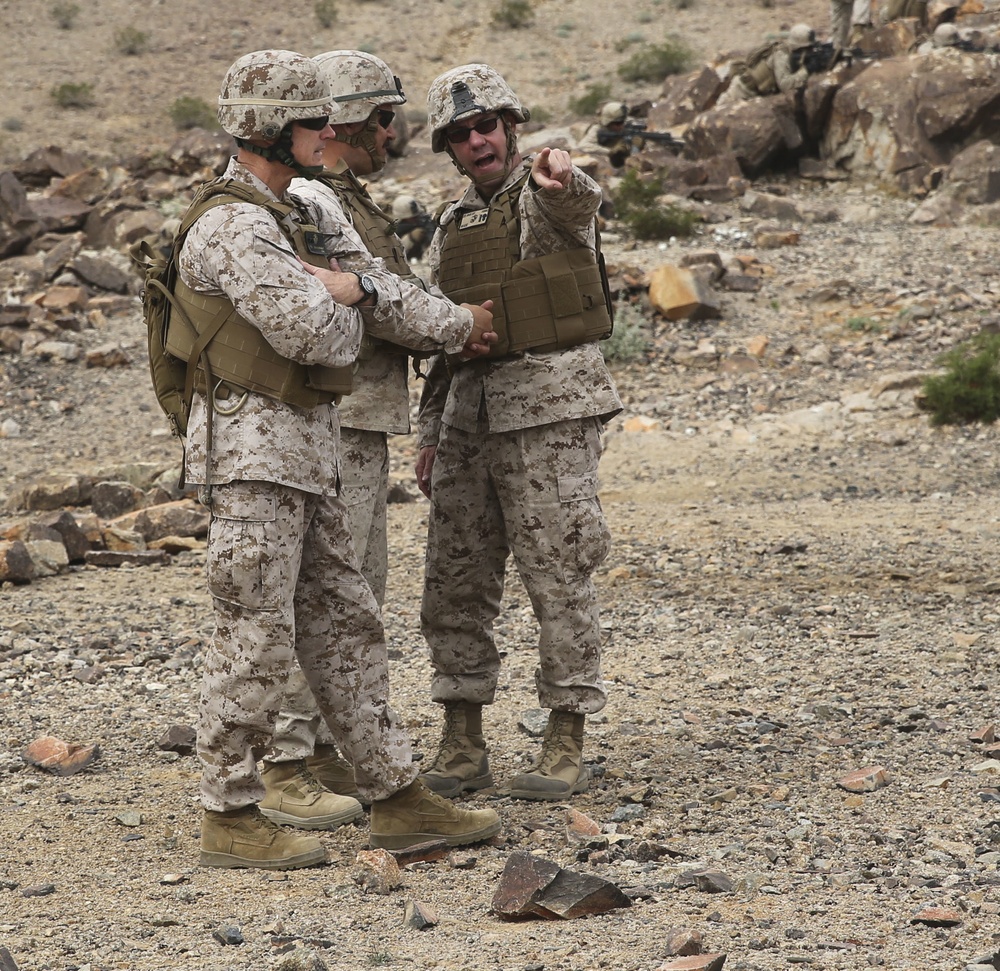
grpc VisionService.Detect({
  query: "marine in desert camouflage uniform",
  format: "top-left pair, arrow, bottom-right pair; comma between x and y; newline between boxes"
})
181,48 -> 499,870
415,64 -> 622,803
262,50 -> 495,827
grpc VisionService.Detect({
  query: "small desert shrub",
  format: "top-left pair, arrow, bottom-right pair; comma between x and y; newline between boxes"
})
671,0 -> 695,8
2,118 -> 23,133
614,169 -> 697,240
603,303 -> 651,362
846,315 -> 881,333
528,105 -> 551,124
50,1 -> 80,28
614,32 -> 647,53
492,0 -> 534,29
618,37 -> 694,81
51,82 -> 95,109
921,331 -> 1000,425
169,96 -> 218,131
568,82 -> 611,117
314,0 -> 337,27
114,26 -> 149,55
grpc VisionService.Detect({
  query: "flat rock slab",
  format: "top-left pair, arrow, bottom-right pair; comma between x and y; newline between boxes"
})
491,850 -> 631,920
22,735 -> 99,775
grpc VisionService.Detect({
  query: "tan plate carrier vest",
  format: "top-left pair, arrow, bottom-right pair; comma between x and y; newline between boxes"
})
166,177 -> 353,410
316,169 -> 424,360
435,172 -> 614,360
741,41 -> 782,96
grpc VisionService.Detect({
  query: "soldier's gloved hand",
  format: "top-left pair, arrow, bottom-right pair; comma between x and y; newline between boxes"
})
458,300 -> 497,360
531,147 -> 573,191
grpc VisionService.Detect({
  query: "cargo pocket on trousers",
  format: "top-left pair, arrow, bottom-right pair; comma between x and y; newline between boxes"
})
207,490 -> 280,610
557,470 -> 611,579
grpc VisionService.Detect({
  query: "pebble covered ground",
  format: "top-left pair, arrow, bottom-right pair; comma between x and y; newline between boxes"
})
3,174 -> 1000,971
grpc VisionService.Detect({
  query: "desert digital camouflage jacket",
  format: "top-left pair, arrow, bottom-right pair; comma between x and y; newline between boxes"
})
178,158 -> 399,492
418,156 -> 622,447
290,166 -> 474,435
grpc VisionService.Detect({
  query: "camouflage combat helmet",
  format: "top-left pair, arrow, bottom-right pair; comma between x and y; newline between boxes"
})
314,50 -> 406,125
787,24 -> 816,51
426,63 -> 529,153
932,22 -> 959,46
599,101 -> 628,126
218,49 -> 333,141
392,194 -> 424,220
313,50 -> 405,172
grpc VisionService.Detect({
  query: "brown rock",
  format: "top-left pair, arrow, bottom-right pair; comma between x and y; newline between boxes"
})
36,510 -> 92,562
85,343 -> 131,368
648,265 -> 721,321
157,725 -> 196,756
84,549 -> 170,567
910,905 -> 962,927
837,765 -> 891,792
92,481 -> 147,519
388,840 -> 450,866
22,735 -> 100,775
402,899 -> 440,930
754,229 -> 800,248
491,850 -> 632,920
40,285 -> 89,312
71,253 -> 132,293
354,848 -> 403,894
653,65 -> 728,126
0,540 -> 36,583
970,724 -> 996,744
110,499 -> 210,542
657,955 -> 726,971
565,807 -> 602,841
665,928 -> 705,956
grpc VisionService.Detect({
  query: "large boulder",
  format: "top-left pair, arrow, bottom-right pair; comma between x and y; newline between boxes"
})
684,92 -> 803,177
652,66 -> 728,128
822,50 -> 1000,194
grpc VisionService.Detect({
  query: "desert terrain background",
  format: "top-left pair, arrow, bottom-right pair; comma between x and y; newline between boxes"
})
3,2 -> 1000,971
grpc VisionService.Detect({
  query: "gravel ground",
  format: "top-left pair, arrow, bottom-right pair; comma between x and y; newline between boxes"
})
3,173 -> 1000,971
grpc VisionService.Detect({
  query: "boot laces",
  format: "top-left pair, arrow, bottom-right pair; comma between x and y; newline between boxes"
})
428,708 -> 464,771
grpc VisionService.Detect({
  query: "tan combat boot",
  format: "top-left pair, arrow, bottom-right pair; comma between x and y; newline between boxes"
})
418,702 -> 493,798
200,805 -> 327,869
507,711 -> 589,801
369,779 -> 501,850
260,759 -> 364,830
306,744 -> 364,803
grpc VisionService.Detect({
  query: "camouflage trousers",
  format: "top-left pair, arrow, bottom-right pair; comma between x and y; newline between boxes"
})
421,417 -> 610,714
830,0 -> 853,47
266,429 -> 390,761
197,478 -> 415,810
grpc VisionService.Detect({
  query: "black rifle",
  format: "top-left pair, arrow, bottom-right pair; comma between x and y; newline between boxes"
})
791,42 -> 876,73
393,212 -> 437,238
790,41 -> 838,73
596,120 -> 684,154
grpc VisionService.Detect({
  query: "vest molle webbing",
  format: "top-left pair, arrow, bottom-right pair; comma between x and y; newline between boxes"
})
435,172 -> 612,359
166,178 -> 353,409
318,170 -> 423,360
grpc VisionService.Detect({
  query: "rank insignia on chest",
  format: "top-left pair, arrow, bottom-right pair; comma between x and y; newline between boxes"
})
458,210 -> 489,230
303,231 -> 327,256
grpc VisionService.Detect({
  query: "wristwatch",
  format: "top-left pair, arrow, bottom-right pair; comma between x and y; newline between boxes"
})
355,273 -> 378,306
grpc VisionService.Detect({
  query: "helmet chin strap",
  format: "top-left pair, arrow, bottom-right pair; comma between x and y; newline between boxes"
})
236,127 -> 324,180
446,115 -> 519,193
337,113 -> 386,173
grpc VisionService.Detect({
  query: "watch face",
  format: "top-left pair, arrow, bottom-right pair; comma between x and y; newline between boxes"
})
361,274 -> 377,296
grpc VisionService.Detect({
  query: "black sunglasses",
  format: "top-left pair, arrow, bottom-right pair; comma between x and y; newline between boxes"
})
296,116 -> 329,131
376,109 -> 395,130
445,115 -> 500,144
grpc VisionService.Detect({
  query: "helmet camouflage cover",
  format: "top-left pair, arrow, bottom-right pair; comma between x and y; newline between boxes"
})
426,63 -> 529,153
392,194 -> 424,219
599,101 -> 628,125
314,50 -> 406,125
218,49 -> 334,141
787,23 -> 816,51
